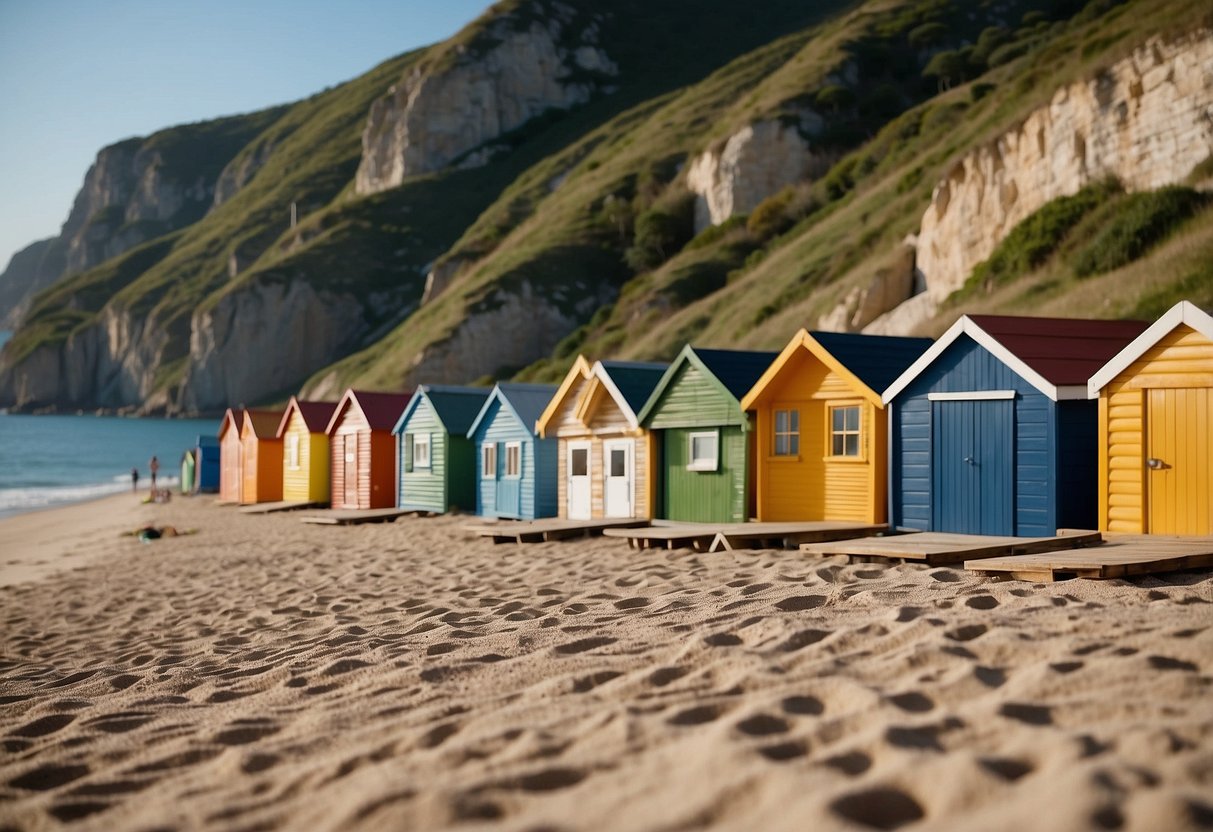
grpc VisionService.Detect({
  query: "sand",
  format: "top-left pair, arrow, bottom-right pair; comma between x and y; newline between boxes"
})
0,497 -> 1210,831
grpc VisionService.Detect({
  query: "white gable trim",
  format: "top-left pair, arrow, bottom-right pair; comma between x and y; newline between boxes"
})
881,316 -> 1061,404
927,390 -> 1016,401
592,361 -> 640,430
1087,301 -> 1213,396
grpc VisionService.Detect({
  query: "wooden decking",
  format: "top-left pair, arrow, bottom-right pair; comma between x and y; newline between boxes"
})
239,501 -> 323,515
801,530 -> 1103,566
602,521 -> 885,552
966,534 -> 1213,581
465,517 -> 648,544
299,508 -> 409,526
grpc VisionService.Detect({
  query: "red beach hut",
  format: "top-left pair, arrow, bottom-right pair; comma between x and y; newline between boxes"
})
326,389 -> 411,510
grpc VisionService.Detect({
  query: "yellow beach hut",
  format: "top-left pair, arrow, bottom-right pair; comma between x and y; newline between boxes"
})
1087,301 -> 1213,535
740,330 -> 931,523
536,356 -> 667,520
276,397 -> 338,505
218,408 -> 243,503
239,409 -> 284,505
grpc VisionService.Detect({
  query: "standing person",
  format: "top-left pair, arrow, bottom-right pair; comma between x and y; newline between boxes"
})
131,467 -> 140,493
149,455 -> 160,489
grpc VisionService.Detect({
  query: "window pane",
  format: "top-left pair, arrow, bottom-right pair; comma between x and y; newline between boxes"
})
775,410 -> 787,433
833,408 -> 844,431
775,434 -> 788,456
833,434 -> 844,456
789,435 -> 799,456
571,448 -> 588,476
790,409 -> 799,432
845,433 -> 859,457
691,433 -> 717,465
609,449 -> 626,477
846,406 -> 859,430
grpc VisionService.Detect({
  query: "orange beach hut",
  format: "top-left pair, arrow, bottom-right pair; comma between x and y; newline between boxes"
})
218,408 -> 243,503
740,330 -> 931,523
1087,301 -> 1213,535
277,397 -> 338,505
326,390 -> 411,511
239,409 -> 284,505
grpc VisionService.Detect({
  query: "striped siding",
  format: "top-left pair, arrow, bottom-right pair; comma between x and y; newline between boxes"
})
1100,326 -> 1213,534
330,403 -> 396,510
647,364 -> 745,429
398,398 -> 446,512
662,425 -> 748,522
473,400 -> 558,520
283,411 -> 329,503
220,433 -> 241,502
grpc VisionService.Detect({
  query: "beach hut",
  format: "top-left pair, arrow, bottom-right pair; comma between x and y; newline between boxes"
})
239,409 -> 284,505
1087,301 -> 1213,535
740,331 -> 932,523
468,382 -> 560,519
180,450 -> 195,495
393,385 -> 491,514
536,356 -> 667,520
218,408 -> 243,503
277,397 -> 338,505
195,435 -> 220,493
883,314 -> 1148,536
637,346 -> 778,523
326,389 -> 411,511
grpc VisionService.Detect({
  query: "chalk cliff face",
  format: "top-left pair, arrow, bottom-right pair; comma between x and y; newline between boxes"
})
915,32 -> 1213,302
355,6 -> 617,194
686,120 -> 819,231
0,238 -> 66,330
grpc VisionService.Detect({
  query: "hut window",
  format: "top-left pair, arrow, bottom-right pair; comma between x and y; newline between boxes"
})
413,433 -> 431,469
774,409 -> 799,456
829,405 -> 861,457
687,431 -> 719,472
286,434 -> 301,470
481,443 -> 497,479
570,447 -> 589,476
505,442 -> 522,478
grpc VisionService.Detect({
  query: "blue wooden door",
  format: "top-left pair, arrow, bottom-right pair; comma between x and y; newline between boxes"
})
932,399 -> 1013,535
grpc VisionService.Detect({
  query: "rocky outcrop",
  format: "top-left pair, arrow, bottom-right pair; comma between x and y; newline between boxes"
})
356,5 -> 617,194
916,31 -> 1213,301
179,281 -> 368,413
686,120 -> 822,231
0,238 -> 66,329
213,137 -> 277,206
817,243 -> 919,332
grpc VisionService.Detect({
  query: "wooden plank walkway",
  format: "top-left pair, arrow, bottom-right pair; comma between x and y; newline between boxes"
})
465,518 -> 648,544
801,530 -> 1103,566
603,522 -> 719,551
239,501 -> 323,515
708,522 -> 886,552
299,508 -> 409,526
967,534 -> 1213,581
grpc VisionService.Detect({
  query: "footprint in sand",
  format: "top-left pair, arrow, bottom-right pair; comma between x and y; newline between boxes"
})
705,632 -> 743,647
554,636 -> 616,655
668,704 -> 727,726
775,595 -> 826,612
9,714 -> 76,738
649,666 -> 690,687
945,624 -> 987,642
9,763 -> 91,791
887,692 -> 934,713
757,740 -> 808,762
778,629 -> 830,652
830,786 -> 925,830
782,695 -> 824,716
964,594 -> 999,610
735,714 -> 790,736
999,702 -> 1052,726
1147,655 -> 1198,672
979,756 -> 1034,782
47,801 -> 110,822
572,670 -> 624,693
823,750 -> 872,776
213,719 -> 281,746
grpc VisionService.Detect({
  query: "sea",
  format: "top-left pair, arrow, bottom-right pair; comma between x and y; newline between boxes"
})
0,412 -> 217,519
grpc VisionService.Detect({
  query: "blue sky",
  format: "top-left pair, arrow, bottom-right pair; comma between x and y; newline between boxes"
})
0,0 -> 489,277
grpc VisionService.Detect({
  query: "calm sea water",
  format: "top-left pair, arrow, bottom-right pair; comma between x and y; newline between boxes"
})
0,413 -> 217,518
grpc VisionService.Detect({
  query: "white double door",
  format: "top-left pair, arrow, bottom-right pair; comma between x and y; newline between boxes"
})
567,439 -> 633,519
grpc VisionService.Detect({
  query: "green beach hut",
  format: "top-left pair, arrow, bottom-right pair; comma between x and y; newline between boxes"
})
393,384 -> 491,514
637,346 -> 777,523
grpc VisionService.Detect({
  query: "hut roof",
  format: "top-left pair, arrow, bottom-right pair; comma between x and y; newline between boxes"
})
243,409 -> 283,439
597,360 -> 668,414
638,346 -> 777,424
276,397 -> 338,437
1088,301 -> 1213,395
326,389 -> 411,434
217,408 -> 241,440
393,385 -> 491,435
883,314 -> 1150,403
468,382 -> 560,437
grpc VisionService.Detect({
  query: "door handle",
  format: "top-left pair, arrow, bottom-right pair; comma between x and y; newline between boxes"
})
963,456 -> 975,465
1146,457 -> 1168,470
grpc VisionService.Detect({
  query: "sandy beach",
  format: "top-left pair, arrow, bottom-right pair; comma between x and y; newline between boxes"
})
0,496 -> 1210,831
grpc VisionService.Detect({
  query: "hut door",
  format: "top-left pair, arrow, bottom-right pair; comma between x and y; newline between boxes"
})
603,439 -> 633,518
1147,388 -> 1212,535
567,441 -> 592,519
344,433 -> 360,508
932,399 -> 1013,535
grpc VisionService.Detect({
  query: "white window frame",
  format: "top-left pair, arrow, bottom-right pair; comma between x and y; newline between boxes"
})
686,430 -> 719,472
286,433 -> 301,470
504,441 -> 522,479
412,432 -> 431,469
773,408 -> 800,457
827,403 -> 862,459
481,442 -> 497,479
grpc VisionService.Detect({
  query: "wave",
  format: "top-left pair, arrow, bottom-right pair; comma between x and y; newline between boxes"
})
0,476 -> 180,517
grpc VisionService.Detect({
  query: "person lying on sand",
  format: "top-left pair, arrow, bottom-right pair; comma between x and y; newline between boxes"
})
120,524 -> 198,542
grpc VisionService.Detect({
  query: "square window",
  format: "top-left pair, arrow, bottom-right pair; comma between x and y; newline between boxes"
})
609,448 -> 626,478
773,408 -> 799,456
505,442 -> 522,478
687,431 -> 719,471
481,443 -> 497,479
828,405 -> 862,458
412,433 -> 431,469
570,447 -> 588,476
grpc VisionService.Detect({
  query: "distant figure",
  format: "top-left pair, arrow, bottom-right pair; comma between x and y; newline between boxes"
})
149,455 -> 160,488
131,467 -> 140,493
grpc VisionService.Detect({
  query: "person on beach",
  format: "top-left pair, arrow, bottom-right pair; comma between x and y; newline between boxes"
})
149,455 -> 160,488
131,467 -> 139,492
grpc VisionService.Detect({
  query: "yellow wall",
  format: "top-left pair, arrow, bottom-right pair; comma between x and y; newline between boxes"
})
753,348 -> 886,523
282,411 -> 331,503
1099,325 -> 1213,534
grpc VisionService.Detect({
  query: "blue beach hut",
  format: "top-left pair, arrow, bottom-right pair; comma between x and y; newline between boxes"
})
467,382 -> 560,519
195,435 -> 220,493
882,315 -> 1147,536
393,385 -> 491,514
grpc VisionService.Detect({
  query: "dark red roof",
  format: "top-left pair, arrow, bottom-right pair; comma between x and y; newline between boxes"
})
244,409 -> 284,439
282,398 -> 338,435
329,390 -> 411,433
970,315 -> 1150,387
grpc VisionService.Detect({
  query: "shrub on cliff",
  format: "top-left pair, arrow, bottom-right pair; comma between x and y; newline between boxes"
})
1068,186 -> 1212,277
